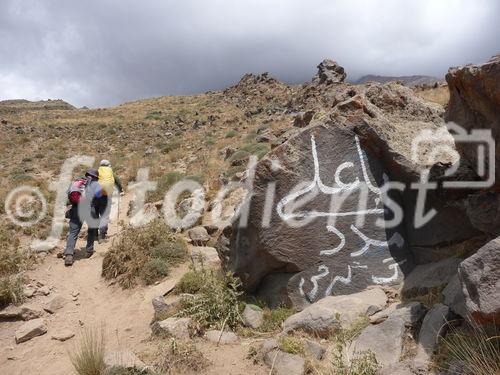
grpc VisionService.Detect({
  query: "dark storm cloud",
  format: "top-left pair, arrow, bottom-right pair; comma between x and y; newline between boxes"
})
1,0 -> 499,107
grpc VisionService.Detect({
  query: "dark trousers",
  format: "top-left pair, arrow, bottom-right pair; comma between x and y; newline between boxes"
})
94,196 -> 110,238
64,205 -> 98,255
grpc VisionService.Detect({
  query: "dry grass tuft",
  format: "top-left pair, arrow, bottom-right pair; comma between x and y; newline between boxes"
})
435,321 -> 500,375
102,220 -> 187,288
70,325 -> 106,375
154,338 -> 209,374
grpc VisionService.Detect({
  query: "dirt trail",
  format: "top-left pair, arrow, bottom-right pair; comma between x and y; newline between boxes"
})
0,193 -> 266,375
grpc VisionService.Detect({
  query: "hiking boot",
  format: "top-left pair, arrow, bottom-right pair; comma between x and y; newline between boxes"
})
85,251 -> 94,259
64,255 -> 74,266
97,234 -> 106,244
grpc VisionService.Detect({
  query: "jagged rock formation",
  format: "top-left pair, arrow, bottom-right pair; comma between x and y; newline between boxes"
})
312,59 -> 346,84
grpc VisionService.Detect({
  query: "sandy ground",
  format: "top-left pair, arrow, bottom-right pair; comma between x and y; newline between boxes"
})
0,193 -> 267,375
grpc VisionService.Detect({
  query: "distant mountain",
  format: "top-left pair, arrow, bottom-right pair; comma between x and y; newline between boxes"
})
355,74 -> 443,87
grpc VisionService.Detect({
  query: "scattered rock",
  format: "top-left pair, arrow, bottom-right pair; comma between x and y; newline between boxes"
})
263,350 -> 305,375
414,303 -> 450,368
402,258 -> 461,299
0,304 -> 44,322
313,59 -> 346,84
205,329 -> 238,344
293,110 -> 315,128
390,302 -> 427,327
51,330 -> 75,342
36,286 -> 51,296
458,237 -> 500,324
303,339 -> 325,360
43,296 -> 67,314
104,350 -> 148,371
187,226 -> 210,244
377,362 -> 414,375
151,317 -> 193,339
151,296 -> 180,320
189,246 -> 221,269
242,304 -> 264,329
351,316 -> 406,366
15,318 -> 47,344
442,275 -> 467,318
23,286 -> 35,298
282,288 -> 387,338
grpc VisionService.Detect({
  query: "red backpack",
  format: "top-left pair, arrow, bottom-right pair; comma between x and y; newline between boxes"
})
67,177 -> 88,205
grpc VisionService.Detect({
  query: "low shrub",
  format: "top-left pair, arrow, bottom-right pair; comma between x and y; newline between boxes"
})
0,276 -> 25,308
177,270 -> 243,329
259,307 -> 296,332
175,270 -> 205,294
279,336 -> 304,354
102,220 -> 188,288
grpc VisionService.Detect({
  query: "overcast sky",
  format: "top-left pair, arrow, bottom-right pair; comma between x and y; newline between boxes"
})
1,0 -> 499,108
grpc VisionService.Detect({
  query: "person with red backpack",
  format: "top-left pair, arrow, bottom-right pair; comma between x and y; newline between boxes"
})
63,168 -> 104,266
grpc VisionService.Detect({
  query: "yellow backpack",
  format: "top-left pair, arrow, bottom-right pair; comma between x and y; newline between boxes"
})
98,166 -> 115,195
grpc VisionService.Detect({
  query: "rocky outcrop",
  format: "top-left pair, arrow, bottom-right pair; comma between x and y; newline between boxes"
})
313,59 -> 346,84
445,54 -> 500,185
458,236 -> 500,324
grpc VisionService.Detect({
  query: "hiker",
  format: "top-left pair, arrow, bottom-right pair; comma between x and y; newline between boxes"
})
63,168 -> 104,266
96,159 -> 123,242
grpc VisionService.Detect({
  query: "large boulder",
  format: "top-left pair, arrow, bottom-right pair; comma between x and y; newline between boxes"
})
445,54 -> 500,185
222,122 -> 413,308
458,236 -> 500,324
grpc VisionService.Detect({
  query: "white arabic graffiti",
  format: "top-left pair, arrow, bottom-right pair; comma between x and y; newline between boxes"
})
277,134 -> 408,301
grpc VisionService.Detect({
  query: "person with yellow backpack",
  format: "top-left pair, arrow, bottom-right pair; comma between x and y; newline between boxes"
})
96,159 -> 123,242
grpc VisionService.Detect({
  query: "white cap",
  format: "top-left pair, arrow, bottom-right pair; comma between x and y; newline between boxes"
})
100,159 -> 111,166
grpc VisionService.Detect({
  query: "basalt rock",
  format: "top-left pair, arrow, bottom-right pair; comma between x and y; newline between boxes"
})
221,122 -> 413,308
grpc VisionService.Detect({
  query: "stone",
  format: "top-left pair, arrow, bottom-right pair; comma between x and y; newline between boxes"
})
43,296 -> 67,314
37,286 -> 51,296
390,302 -> 427,327
259,339 -> 279,361
222,122 -> 413,307
151,296 -> 180,320
401,258 -> 461,299
351,316 -> 406,366
187,226 -> 210,244
414,303 -> 450,368
189,246 -> 221,269
445,55 -> 500,185
264,350 -> 305,375
23,286 -> 35,298
282,287 -> 387,338
303,339 -> 326,360
151,317 -> 193,339
465,192 -> 500,235
377,362 -> 414,375
0,304 -> 43,322
15,318 -> 47,344
104,350 -> 148,371
313,59 -> 346,84
242,304 -> 264,329
442,275 -> 467,318
205,329 -> 238,344
458,237 -> 500,324
293,110 -> 315,128
51,330 -> 75,341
